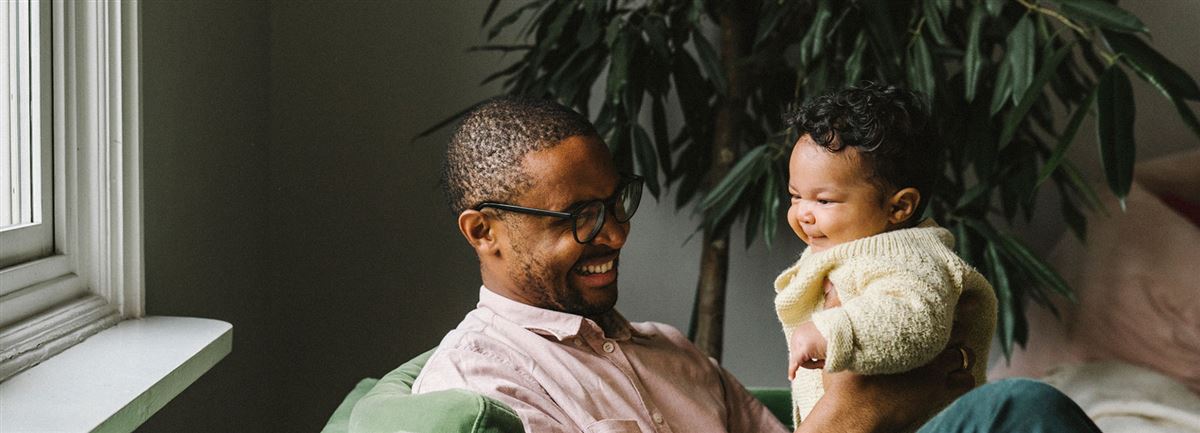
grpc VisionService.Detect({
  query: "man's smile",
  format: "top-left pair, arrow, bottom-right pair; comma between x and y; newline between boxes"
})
575,258 -> 615,275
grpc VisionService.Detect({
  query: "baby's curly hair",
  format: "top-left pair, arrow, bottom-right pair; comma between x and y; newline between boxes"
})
785,83 -> 942,218
441,96 -> 597,215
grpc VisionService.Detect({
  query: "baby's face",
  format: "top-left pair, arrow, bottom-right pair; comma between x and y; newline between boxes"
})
787,135 -> 894,252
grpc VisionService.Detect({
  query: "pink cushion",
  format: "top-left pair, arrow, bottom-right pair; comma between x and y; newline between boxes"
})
989,151 -> 1200,396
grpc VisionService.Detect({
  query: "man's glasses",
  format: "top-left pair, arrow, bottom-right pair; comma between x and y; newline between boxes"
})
474,175 -> 644,244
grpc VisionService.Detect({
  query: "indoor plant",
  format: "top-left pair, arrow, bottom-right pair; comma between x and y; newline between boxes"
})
425,0 -> 1199,360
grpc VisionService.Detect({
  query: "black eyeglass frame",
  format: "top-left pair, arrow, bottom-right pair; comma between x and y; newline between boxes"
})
473,175 -> 644,244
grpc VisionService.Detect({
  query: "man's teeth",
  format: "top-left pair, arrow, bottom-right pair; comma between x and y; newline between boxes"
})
576,260 -> 615,275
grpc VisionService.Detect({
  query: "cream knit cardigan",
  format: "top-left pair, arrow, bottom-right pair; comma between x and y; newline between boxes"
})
774,219 -> 997,425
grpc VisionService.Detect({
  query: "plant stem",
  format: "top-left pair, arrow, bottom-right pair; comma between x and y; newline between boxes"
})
689,0 -> 756,361
1016,0 -> 1087,35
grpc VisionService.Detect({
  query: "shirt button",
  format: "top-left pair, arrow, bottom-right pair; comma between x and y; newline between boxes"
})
652,412 -> 664,424
573,339 -> 584,348
602,341 -> 615,353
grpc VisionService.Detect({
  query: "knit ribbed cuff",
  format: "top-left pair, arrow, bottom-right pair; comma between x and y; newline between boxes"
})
812,307 -> 854,372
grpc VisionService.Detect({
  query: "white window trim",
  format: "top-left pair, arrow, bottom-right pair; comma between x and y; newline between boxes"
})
0,0 -> 142,382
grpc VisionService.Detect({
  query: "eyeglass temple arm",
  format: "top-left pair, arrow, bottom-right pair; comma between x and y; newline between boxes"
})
474,202 -> 573,219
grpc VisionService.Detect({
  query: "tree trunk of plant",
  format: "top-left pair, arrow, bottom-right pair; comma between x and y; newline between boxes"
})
689,1 -> 757,362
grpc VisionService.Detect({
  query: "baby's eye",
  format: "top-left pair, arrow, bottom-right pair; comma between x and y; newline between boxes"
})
816,199 -> 831,205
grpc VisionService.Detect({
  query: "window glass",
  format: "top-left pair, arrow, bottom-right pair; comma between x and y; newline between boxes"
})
1,0 -> 38,230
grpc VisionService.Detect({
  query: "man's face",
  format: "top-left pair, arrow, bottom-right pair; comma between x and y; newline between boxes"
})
491,135 -> 629,318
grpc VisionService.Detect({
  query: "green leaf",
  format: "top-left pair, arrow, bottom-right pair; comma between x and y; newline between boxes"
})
964,3 -> 986,102
691,31 -> 728,95
1055,0 -> 1148,34
952,221 -> 975,265
604,17 -> 622,46
985,243 -> 1014,358
606,29 -> 632,104
965,101 -> 999,178
1058,160 -> 1105,212
907,34 -> 936,100
700,146 -> 770,230
998,41 -> 1074,150
990,57 -> 1013,115
745,185 -> 763,248
999,153 -> 1038,220
861,0 -> 902,72
642,15 -> 670,60
935,0 -> 951,15
923,0 -> 949,45
488,1 -> 544,41
1172,96 -> 1200,139
576,8 -> 602,48
481,0 -> 502,27
955,182 -> 991,211
606,121 -> 631,173
844,31 -> 868,86
1103,31 -> 1200,101
651,97 -> 673,177
413,101 -> 485,141
467,44 -> 534,53
1096,65 -> 1137,210
799,0 -> 833,66
755,0 -> 787,48
543,3 -> 575,49
997,232 -> 1076,302
1037,86 -> 1097,187
479,61 -> 524,86
985,0 -> 1005,16
761,163 -> 782,249
1006,17 -> 1035,107
632,125 -> 661,198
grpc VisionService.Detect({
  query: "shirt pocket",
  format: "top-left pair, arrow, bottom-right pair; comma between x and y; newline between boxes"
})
583,419 -> 643,433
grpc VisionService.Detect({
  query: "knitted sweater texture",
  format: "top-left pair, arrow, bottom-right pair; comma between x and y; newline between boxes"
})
774,220 -> 997,425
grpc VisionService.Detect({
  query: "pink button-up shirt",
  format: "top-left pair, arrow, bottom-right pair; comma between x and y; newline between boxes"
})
411,287 -> 788,433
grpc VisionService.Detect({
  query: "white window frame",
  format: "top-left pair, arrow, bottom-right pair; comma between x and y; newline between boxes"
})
0,0 -> 142,382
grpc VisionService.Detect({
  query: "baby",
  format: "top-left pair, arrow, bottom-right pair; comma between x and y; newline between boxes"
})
774,84 -> 997,427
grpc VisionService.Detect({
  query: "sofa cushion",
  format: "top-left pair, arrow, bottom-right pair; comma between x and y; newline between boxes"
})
322,348 -> 793,433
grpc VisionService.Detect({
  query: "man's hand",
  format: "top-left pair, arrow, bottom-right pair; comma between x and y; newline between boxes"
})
795,346 -> 976,433
788,321 -> 828,380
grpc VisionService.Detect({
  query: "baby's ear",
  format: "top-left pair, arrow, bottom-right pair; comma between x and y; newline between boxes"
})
887,187 -> 921,226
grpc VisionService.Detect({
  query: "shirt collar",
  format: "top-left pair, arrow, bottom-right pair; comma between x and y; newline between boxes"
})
477,286 -> 643,341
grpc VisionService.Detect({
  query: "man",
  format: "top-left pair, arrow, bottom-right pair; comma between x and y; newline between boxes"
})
413,96 -> 1099,433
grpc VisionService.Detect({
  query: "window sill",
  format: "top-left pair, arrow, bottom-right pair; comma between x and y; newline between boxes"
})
0,316 -> 231,433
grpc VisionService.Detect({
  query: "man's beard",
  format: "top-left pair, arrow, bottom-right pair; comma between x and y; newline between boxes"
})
510,240 -> 614,318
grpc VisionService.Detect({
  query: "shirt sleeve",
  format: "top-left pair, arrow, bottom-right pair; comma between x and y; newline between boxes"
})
712,358 -> 791,433
412,340 -> 575,433
811,256 -> 960,374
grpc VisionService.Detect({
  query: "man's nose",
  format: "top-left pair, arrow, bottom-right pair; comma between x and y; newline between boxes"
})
590,214 -> 628,248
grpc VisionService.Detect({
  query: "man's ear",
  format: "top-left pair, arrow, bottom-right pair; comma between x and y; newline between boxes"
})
458,210 -> 501,256
887,187 -> 921,226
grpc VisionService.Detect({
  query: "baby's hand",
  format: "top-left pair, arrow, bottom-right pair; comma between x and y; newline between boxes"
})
822,278 -> 841,309
787,321 -> 828,380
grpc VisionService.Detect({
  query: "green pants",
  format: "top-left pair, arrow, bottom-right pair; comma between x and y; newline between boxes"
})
918,379 -> 1101,433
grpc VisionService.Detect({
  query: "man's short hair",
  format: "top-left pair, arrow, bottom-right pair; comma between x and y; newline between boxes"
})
441,96 -> 598,215
785,83 -> 942,217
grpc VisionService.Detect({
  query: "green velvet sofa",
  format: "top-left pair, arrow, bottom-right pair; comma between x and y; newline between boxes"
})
321,348 -> 793,433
